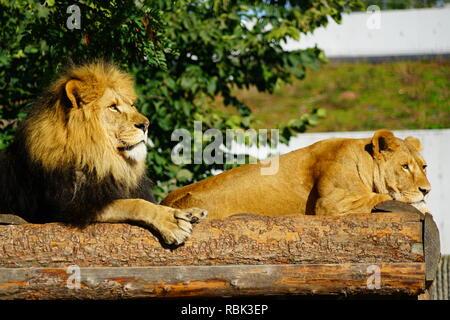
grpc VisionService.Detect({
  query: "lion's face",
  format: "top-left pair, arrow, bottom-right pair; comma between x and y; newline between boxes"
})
95,88 -> 149,162
25,62 -> 150,186
372,131 -> 431,212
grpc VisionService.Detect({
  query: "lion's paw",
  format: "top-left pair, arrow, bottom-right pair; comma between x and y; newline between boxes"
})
157,208 -> 208,245
174,207 -> 208,223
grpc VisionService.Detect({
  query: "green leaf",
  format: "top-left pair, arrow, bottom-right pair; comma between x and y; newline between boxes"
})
176,169 -> 193,182
316,108 -> 327,118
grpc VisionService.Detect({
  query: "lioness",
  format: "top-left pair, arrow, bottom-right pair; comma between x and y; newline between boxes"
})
162,130 -> 431,218
0,61 -> 207,245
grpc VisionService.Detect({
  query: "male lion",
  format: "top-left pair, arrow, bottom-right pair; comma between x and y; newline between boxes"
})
162,130 -> 431,218
0,61 -> 207,245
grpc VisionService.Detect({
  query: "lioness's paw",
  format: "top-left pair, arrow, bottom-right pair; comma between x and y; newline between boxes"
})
157,208 -> 208,245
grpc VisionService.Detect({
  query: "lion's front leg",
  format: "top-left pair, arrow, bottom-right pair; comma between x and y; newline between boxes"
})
315,190 -> 392,216
96,199 -> 208,245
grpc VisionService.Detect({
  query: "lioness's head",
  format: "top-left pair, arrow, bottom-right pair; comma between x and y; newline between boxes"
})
371,130 -> 431,212
24,61 -> 149,185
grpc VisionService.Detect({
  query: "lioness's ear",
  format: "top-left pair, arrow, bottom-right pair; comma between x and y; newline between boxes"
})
405,136 -> 423,152
65,79 -> 82,108
371,129 -> 399,159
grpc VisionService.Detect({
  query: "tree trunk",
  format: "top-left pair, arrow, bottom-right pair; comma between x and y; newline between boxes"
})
0,211 -> 440,299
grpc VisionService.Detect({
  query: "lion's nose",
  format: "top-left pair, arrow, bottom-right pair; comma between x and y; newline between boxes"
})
135,122 -> 149,133
419,187 -> 430,196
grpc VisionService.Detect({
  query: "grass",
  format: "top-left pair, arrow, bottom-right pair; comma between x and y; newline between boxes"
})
227,60 -> 450,132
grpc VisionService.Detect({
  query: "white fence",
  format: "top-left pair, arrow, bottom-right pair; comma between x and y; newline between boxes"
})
283,7 -> 450,58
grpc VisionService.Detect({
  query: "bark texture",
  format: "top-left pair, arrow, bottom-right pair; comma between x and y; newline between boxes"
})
0,212 -> 424,268
0,212 -> 438,299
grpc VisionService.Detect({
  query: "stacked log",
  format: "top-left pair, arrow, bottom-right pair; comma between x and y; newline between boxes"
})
0,209 -> 440,299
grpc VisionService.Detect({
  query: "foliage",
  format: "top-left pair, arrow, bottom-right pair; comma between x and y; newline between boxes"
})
0,0 -> 362,200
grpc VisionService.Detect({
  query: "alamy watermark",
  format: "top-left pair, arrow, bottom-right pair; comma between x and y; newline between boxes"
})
66,4 -> 81,30
366,264 -> 381,290
170,121 -> 280,175
366,5 -> 381,30
66,264 -> 81,290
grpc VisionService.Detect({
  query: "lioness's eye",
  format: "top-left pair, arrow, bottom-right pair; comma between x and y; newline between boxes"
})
423,165 -> 427,170
108,104 -> 120,113
402,164 -> 409,170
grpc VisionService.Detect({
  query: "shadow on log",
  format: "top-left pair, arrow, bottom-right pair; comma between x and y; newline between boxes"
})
0,211 -> 441,299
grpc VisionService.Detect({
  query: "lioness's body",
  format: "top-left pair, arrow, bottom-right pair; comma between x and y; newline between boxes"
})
162,130 -> 431,218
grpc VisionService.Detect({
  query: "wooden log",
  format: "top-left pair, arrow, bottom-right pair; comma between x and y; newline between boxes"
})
373,200 -> 424,216
372,201 -> 441,285
0,212 -> 425,267
0,264 -> 424,299
0,214 -> 28,225
424,213 -> 441,283
0,212 -> 440,299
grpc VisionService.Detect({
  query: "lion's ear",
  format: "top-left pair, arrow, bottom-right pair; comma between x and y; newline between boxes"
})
65,79 -> 82,108
405,136 -> 423,152
371,129 -> 399,159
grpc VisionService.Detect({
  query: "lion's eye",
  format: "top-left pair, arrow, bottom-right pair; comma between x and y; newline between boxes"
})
402,164 -> 410,170
108,104 -> 120,113
423,165 -> 427,170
